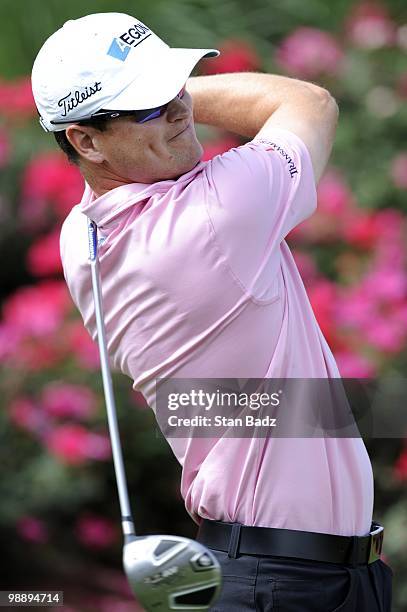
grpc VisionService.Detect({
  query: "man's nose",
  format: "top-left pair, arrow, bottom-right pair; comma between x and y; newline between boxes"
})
166,95 -> 190,122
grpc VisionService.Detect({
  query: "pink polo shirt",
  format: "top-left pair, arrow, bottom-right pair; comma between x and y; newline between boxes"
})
60,127 -> 373,537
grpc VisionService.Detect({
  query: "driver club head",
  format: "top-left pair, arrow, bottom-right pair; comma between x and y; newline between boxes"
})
123,534 -> 222,611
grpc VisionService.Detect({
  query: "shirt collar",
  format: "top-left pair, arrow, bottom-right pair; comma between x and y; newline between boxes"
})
78,161 -> 206,227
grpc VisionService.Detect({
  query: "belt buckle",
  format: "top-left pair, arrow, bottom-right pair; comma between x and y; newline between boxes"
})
368,524 -> 384,564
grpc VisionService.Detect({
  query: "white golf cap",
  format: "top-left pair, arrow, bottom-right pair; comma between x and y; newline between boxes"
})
31,12 -> 219,132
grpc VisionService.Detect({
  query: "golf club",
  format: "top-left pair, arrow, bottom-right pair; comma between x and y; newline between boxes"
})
87,218 -> 222,611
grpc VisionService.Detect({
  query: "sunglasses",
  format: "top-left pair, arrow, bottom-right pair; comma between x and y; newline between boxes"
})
51,85 -> 187,127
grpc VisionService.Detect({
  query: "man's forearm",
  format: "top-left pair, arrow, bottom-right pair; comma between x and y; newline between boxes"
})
187,72 -> 329,139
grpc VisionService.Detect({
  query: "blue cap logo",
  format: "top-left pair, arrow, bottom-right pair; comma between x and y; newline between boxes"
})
107,38 -> 131,62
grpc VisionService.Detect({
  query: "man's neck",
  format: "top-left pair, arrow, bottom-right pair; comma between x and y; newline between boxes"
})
80,164 -> 132,198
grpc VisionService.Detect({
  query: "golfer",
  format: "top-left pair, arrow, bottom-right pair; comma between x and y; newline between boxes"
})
32,12 -> 393,611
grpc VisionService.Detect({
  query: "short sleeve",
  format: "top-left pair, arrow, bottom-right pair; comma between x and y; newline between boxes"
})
203,127 -> 317,302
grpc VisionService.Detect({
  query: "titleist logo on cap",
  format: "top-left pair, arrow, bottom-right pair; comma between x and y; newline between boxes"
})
57,81 -> 102,117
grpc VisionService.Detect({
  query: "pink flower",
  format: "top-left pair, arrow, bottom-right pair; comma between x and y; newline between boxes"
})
65,321 -> 100,369
390,152 -> 407,189
290,170 -> 356,244
0,77 -> 36,119
375,242 -> 405,270
0,126 -> 10,167
317,169 -> 354,215
363,267 -> 407,302
393,447 -> 407,482
16,516 -> 49,543
0,305 -> 70,367
85,431 -> 112,460
8,397 -> 45,434
202,137 -> 241,161
75,514 -> 118,549
308,279 -> 337,316
308,279 -> 343,350
392,302 -> 407,326
0,323 -> 22,362
373,208 -> 405,242
41,382 -> 97,420
342,212 -> 381,249
345,1 -> 397,49
2,281 -> 70,337
20,152 -> 83,229
45,424 -> 89,465
200,40 -> 261,75
335,351 -> 376,377
26,229 -> 63,277
291,250 -> 318,283
275,28 -> 344,79
336,288 -> 377,328
15,339 -> 66,371
363,318 -> 406,353
371,210 -> 406,267
45,424 -> 111,465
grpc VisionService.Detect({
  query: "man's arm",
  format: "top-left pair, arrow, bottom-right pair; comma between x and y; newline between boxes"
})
187,72 -> 339,184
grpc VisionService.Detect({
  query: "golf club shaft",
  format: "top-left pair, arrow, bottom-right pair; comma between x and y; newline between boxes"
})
87,219 -> 136,537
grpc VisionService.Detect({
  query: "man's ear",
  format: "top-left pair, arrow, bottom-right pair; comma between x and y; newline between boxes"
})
65,125 -> 105,164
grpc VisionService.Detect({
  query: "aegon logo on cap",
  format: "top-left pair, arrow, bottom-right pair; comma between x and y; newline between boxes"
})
107,22 -> 152,62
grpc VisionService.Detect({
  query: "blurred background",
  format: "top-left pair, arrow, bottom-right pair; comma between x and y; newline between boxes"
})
0,0 -> 406,610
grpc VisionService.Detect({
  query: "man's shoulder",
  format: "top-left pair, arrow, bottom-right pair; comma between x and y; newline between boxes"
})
60,205 -> 89,265
61,203 -> 86,227
60,205 -> 88,238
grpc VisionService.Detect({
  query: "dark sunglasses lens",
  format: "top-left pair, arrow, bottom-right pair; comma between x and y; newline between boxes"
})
136,107 -> 166,123
132,88 -> 186,124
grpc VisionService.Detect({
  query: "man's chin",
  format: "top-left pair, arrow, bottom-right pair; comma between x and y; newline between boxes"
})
172,160 -> 201,180
173,151 -> 204,179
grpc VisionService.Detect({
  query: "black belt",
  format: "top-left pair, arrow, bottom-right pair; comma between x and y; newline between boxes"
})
197,519 -> 384,567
